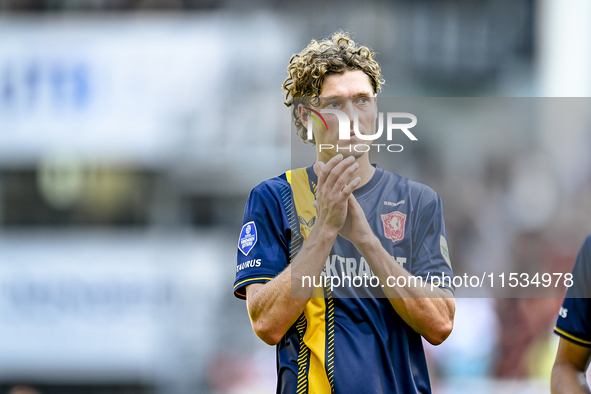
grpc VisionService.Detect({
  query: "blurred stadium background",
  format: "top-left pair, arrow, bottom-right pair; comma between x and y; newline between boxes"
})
1,0 -> 591,393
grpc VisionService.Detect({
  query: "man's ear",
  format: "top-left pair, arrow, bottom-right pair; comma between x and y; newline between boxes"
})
298,104 -> 313,140
298,103 -> 309,124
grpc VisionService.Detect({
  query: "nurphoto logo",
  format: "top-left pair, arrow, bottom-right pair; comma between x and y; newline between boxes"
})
305,107 -> 418,153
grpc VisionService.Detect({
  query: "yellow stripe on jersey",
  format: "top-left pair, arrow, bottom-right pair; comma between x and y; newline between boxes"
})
554,327 -> 591,345
234,277 -> 275,290
287,168 -> 332,394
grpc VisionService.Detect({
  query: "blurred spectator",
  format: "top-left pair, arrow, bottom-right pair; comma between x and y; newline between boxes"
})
7,386 -> 41,394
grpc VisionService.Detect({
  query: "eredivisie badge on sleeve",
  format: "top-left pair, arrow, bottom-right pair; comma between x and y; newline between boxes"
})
381,211 -> 406,243
238,221 -> 257,256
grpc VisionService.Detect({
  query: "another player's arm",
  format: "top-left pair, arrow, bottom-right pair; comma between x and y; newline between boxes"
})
245,155 -> 360,346
551,338 -> 591,394
338,191 -> 454,345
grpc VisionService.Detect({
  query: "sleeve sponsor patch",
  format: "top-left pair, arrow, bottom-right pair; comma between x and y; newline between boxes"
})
440,235 -> 452,268
238,221 -> 258,256
236,259 -> 262,273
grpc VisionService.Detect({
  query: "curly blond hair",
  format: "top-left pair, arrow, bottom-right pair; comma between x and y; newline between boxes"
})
283,31 -> 385,143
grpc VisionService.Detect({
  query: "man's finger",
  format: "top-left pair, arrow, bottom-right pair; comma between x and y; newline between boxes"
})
332,161 -> 359,194
323,155 -> 356,191
340,176 -> 361,199
317,154 -> 343,187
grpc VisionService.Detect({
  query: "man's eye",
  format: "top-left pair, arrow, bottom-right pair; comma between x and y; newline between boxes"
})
357,98 -> 368,104
328,102 -> 340,108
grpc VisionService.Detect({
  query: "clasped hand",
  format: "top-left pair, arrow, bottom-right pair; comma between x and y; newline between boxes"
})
312,154 -> 376,247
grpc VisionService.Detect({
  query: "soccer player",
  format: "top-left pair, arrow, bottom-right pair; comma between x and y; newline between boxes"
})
551,235 -> 591,394
234,31 -> 455,393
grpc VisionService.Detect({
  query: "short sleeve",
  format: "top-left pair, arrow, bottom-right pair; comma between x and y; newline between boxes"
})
233,180 -> 291,299
409,193 -> 455,293
554,236 -> 591,347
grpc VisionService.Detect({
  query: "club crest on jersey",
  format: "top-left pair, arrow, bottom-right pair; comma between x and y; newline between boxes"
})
381,211 -> 406,243
238,221 -> 257,256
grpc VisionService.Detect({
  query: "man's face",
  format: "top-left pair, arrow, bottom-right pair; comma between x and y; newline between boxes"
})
299,70 -> 377,162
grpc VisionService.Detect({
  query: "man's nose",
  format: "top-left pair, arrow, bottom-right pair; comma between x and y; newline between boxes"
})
341,100 -> 358,125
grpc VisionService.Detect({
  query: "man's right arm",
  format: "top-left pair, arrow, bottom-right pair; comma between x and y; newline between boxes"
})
245,225 -> 336,345
245,154 -> 360,345
551,338 -> 591,394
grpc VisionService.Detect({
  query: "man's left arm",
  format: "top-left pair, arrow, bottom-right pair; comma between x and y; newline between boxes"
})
340,194 -> 455,345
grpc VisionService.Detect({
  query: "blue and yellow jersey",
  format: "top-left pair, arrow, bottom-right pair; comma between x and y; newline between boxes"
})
554,235 -> 591,348
234,164 -> 454,394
